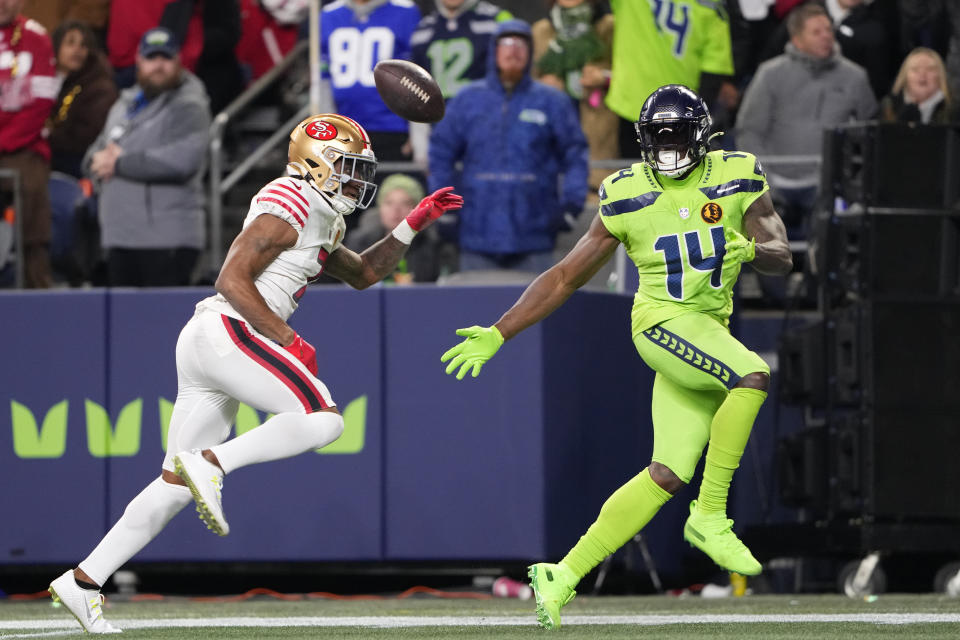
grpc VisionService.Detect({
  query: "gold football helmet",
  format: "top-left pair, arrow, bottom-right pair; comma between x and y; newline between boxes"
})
287,114 -> 378,214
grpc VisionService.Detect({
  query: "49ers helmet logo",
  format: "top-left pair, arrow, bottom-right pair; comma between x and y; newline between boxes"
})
305,121 -> 338,141
701,202 -> 723,223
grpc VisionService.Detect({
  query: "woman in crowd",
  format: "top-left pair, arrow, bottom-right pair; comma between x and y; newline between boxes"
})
49,20 -> 117,178
880,47 -> 958,125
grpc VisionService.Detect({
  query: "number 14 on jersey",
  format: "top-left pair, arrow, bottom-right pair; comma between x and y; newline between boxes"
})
654,226 -> 726,301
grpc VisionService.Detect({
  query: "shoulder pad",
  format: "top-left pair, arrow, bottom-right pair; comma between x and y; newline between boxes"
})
600,164 -> 662,216
254,177 -> 313,229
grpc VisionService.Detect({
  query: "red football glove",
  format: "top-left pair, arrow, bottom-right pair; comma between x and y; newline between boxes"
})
405,186 -> 464,231
284,334 -> 318,375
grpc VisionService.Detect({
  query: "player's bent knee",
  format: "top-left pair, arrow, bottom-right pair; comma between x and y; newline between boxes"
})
306,411 -> 344,448
735,372 -> 770,392
649,461 -> 686,494
161,468 -> 186,486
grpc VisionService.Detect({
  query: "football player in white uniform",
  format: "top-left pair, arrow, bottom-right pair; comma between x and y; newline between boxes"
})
48,114 -> 463,634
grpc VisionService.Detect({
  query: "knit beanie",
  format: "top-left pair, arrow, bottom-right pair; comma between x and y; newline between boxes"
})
377,173 -> 425,206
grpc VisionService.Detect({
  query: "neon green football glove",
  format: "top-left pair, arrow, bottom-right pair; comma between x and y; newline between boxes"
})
441,325 -> 504,380
723,227 -> 755,266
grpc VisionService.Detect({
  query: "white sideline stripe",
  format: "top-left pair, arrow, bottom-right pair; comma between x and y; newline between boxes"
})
0,633 -> 76,639
4,613 -> 960,633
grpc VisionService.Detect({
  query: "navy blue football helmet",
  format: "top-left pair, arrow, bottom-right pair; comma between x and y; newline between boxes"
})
634,84 -> 713,177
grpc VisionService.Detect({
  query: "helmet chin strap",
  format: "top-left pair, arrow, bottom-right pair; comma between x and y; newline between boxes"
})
305,174 -> 359,215
320,189 -> 359,215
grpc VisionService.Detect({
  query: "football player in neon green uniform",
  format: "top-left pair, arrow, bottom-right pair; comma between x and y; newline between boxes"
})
441,85 -> 792,629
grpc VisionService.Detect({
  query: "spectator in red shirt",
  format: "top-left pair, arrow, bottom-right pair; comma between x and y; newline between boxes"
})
236,0 -> 303,83
107,0 -> 204,88
0,0 -> 59,288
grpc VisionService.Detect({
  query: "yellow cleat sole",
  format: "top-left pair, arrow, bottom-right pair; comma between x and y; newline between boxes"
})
48,585 -> 85,630
174,457 -> 227,537
528,565 -> 557,630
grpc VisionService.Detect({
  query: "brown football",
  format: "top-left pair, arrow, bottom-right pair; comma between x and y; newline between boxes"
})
373,59 -> 445,124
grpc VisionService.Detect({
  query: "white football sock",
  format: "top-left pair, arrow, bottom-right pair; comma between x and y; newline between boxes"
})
79,478 -> 192,587
211,411 -> 344,474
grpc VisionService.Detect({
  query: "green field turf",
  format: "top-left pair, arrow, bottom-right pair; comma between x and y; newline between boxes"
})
4,594 -> 960,639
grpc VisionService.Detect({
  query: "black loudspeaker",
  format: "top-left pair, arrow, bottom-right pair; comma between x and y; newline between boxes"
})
828,409 -> 960,521
779,409 -> 960,522
831,123 -> 960,208
778,321 -> 826,406
777,426 -> 828,510
830,301 -> 960,408
813,209 -> 960,301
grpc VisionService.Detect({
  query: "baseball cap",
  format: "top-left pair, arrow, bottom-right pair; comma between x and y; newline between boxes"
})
138,27 -> 179,58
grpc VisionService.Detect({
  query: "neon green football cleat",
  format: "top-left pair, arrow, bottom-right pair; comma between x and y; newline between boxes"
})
527,562 -> 577,629
683,500 -> 762,576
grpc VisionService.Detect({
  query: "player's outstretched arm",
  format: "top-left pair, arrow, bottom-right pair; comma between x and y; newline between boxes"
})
495,214 -> 620,340
326,187 -> 464,289
217,214 -> 300,345
441,215 -> 620,380
742,192 -> 793,276
324,238 -> 406,290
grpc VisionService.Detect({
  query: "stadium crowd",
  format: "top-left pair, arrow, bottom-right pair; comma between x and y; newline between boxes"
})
0,0 -> 957,289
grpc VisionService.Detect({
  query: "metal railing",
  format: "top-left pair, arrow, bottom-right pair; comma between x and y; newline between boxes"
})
207,56 -> 820,279
0,168 -> 24,288
208,40 -> 309,267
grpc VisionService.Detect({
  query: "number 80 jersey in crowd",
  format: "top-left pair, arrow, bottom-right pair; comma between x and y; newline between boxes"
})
201,176 -> 346,322
598,150 -> 769,336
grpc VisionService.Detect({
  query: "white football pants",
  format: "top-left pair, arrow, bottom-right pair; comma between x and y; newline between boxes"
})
162,308 -> 337,473
79,309 -> 341,586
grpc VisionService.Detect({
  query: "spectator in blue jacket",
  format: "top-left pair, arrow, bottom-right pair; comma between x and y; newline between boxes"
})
428,18 -> 588,273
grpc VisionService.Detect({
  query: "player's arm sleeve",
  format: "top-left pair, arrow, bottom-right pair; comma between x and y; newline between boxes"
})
596,180 -> 626,242
553,96 -> 589,211
427,96 -> 466,191
114,101 -> 211,183
700,7 -> 734,76
734,67 -> 774,157
738,152 -> 771,211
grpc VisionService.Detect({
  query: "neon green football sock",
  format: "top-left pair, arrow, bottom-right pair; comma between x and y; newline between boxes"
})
561,468 -> 672,579
697,387 -> 767,515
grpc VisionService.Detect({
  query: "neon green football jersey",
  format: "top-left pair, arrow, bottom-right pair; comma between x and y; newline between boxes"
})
606,0 -> 734,121
598,150 -> 769,335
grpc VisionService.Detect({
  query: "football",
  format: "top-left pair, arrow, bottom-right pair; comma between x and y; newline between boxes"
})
373,59 -> 445,124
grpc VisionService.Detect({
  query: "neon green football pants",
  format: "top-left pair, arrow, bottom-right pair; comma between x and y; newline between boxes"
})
633,312 -> 769,483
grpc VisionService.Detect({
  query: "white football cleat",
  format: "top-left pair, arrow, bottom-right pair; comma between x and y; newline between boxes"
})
174,449 -> 229,536
48,570 -> 122,634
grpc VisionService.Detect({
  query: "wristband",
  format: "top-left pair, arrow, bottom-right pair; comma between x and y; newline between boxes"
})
391,219 -> 417,245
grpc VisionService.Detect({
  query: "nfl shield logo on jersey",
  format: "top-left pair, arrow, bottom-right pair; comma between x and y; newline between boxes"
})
679,207 -> 690,219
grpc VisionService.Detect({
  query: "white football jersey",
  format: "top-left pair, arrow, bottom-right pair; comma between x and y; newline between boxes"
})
199,176 -> 346,321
